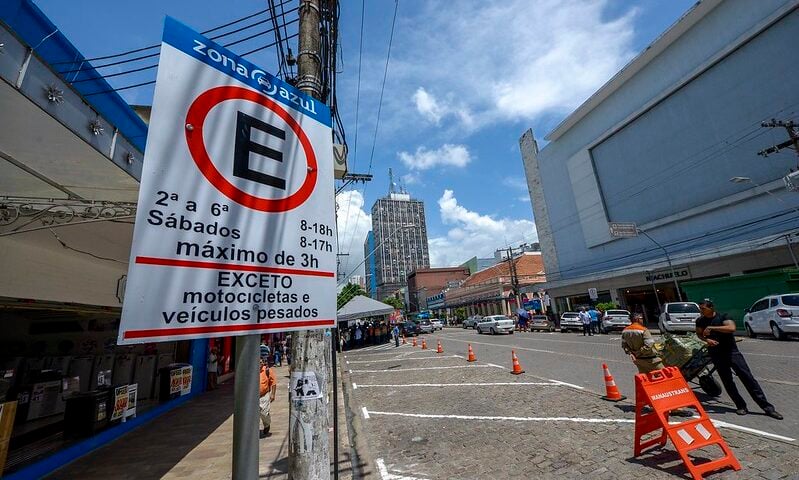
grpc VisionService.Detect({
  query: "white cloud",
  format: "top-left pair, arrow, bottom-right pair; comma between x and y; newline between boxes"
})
412,87 -> 476,129
412,87 -> 444,124
502,177 -> 528,191
518,195 -> 530,203
402,172 -> 422,186
398,144 -> 472,170
429,190 -> 538,266
336,190 -> 372,279
369,0 -> 638,134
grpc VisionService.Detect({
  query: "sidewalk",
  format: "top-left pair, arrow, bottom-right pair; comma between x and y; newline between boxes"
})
46,366 -> 355,479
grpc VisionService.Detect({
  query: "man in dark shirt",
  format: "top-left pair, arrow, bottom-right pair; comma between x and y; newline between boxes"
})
696,299 -> 782,420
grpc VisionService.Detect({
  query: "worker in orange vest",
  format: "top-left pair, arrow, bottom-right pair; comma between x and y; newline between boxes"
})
621,313 -> 664,373
259,357 -> 277,438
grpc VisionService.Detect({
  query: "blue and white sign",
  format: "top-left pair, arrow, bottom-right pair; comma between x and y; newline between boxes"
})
118,18 -> 336,344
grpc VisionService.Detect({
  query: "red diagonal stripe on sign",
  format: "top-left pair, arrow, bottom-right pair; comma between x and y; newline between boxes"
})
123,320 -> 336,339
135,256 -> 334,277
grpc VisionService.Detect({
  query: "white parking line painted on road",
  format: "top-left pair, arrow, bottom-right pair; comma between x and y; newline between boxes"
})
362,406 -> 370,419
711,419 -> 796,443
344,348 -> 428,358
438,335 -> 628,364
349,364 -> 502,374
352,382 -> 561,388
365,410 -> 635,424
352,382 -> 358,389
346,355 -> 460,364
376,458 -> 429,480
485,362 -> 504,369
547,379 -> 585,390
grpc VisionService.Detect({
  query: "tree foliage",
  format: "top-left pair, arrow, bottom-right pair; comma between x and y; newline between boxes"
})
381,296 -> 404,311
337,283 -> 367,310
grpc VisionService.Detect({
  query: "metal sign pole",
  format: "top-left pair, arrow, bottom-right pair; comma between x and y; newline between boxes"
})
233,334 -> 260,479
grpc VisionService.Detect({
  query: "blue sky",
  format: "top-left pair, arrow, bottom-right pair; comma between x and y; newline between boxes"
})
35,0 -> 696,278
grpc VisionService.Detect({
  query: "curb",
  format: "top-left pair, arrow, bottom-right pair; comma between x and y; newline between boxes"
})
340,358 -> 377,479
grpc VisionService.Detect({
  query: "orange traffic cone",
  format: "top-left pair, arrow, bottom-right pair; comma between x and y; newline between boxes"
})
467,344 -> 476,362
412,337 -> 417,347
601,363 -> 626,401
402,335 -> 406,345
510,350 -> 524,375
436,341 -> 443,354
421,339 -> 427,350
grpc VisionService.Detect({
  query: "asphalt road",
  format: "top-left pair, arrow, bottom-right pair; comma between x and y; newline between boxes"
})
432,327 -> 799,441
341,336 -> 799,479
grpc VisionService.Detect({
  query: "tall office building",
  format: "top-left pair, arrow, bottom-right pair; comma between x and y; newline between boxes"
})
370,178 -> 430,300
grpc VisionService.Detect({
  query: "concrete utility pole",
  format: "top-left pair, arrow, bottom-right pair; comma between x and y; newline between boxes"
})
290,1 -> 330,479
505,247 -> 521,313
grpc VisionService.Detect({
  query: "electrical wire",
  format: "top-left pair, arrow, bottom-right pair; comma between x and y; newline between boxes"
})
51,3 -> 291,67
48,228 -> 128,264
342,0 -> 399,277
83,35 -> 297,97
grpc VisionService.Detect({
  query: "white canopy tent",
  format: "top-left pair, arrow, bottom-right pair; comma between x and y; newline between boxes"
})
337,295 -> 395,323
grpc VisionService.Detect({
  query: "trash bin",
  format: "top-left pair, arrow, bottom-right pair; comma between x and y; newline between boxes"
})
63,390 -> 110,439
158,363 -> 189,402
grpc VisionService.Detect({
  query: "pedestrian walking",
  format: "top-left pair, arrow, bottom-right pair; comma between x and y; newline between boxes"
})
259,357 -> 277,438
392,324 -> 400,347
206,347 -> 218,390
621,314 -> 664,373
696,299 -> 783,420
274,346 -> 281,367
589,306 -> 600,334
355,325 -> 363,348
579,307 -> 593,336
261,340 -> 272,358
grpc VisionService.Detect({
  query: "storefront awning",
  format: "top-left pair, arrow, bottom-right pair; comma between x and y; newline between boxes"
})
337,295 -> 395,322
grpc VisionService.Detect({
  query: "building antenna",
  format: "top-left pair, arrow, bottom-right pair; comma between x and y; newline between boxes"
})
388,167 -> 395,194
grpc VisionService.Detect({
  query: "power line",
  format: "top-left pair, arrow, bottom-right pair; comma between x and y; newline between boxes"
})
57,5 -> 297,76
336,0 -> 367,273
51,3 -> 291,66
82,35 -> 297,97
342,0 -> 400,272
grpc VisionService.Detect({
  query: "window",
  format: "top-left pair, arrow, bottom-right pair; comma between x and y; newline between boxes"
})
666,303 -> 700,314
769,298 -> 779,308
751,299 -> 769,312
781,295 -> 799,306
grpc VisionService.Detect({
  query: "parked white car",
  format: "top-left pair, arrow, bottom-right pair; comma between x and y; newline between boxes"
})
430,319 -> 444,331
658,302 -> 701,333
601,309 -> 631,333
476,315 -> 515,335
559,312 -> 581,332
743,294 -> 799,340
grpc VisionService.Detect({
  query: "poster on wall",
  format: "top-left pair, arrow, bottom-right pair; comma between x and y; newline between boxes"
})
180,366 -> 193,396
111,385 -> 129,421
169,369 -> 182,395
117,17 -> 335,345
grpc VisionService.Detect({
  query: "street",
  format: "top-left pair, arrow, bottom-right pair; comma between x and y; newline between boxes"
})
342,329 -> 799,479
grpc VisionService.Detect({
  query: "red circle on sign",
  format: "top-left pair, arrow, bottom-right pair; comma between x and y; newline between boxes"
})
185,86 -> 317,212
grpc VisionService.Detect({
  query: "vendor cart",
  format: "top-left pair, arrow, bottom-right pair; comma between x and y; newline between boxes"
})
659,333 -> 722,397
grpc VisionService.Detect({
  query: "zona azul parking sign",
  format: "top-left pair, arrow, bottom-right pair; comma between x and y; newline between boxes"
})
118,17 -> 336,344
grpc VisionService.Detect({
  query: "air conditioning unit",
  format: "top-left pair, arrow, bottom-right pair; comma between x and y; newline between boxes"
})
784,171 -> 799,192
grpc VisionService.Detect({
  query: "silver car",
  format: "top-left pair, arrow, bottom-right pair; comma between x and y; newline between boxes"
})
462,316 -> 482,329
559,312 -> 581,332
430,319 -> 444,331
743,294 -> 799,340
476,315 -> 515,335
658,302 -> 701,333
601,309 -> 631,333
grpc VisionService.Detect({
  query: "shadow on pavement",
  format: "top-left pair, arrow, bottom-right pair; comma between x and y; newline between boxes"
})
47,384 -> 235,480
